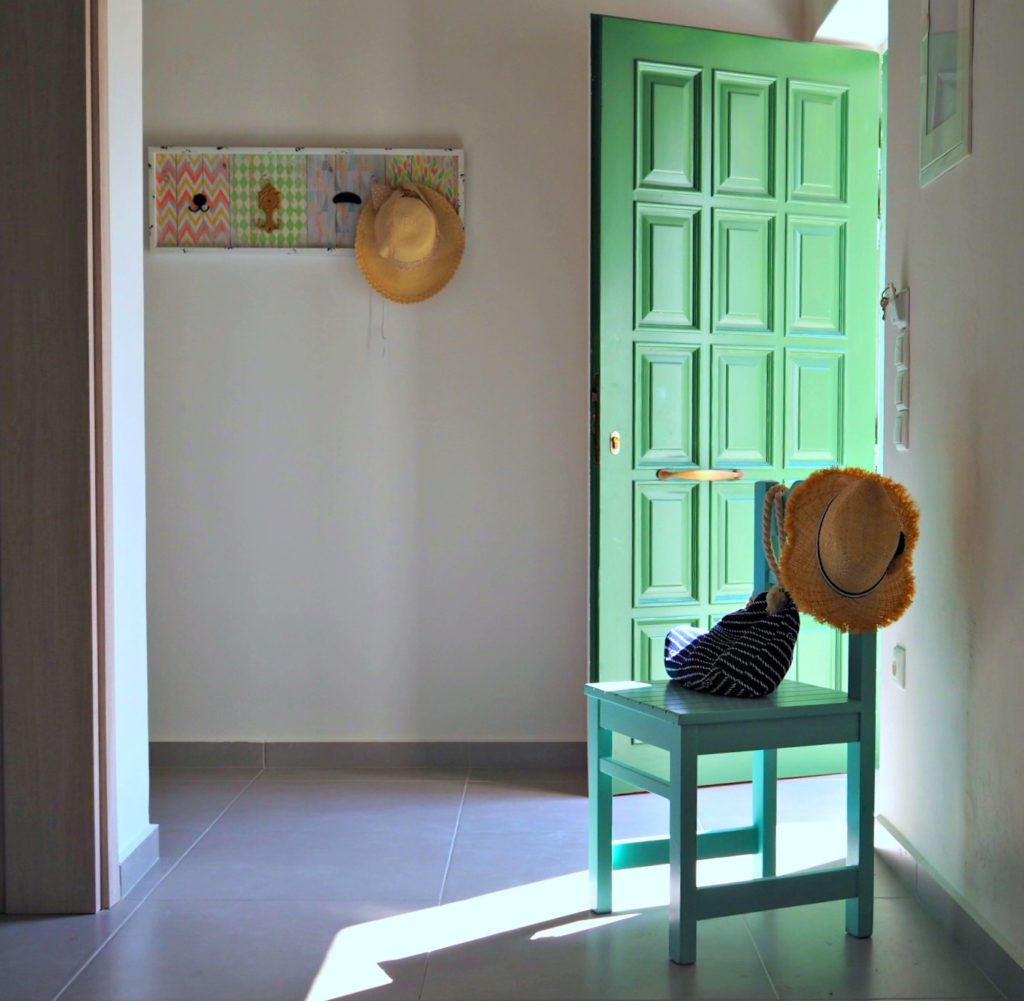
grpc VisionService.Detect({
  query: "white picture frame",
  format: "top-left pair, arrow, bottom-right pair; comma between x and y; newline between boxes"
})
919,0 -> 973,186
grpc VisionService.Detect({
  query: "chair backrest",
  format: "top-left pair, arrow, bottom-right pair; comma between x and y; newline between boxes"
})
753,480 -> 876,703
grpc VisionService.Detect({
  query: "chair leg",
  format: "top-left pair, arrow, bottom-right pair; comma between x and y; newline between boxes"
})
669,729 -> 699,964
846,733 -> 875,937
753,749 -> 777,879
588,700 -> 612,914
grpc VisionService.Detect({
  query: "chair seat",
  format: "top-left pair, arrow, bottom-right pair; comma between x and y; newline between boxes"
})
585,678 -> 856,726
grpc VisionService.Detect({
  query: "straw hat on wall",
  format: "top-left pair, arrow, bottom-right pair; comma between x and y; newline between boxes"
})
779,467 -> 920,634
355,182 -> 464,303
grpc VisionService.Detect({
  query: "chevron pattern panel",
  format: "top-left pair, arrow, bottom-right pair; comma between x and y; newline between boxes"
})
386,153 -> 461,213
176,153 -> 231,248
148,148 -> 464,252
153,152 -> 178,247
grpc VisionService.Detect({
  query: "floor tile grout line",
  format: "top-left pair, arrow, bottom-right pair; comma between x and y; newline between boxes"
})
435,764 -> 471,907
50,766 -> 267,1001
741,912 -> 781,1001
977,963 -> 1011,999
416,763 -> 471,1001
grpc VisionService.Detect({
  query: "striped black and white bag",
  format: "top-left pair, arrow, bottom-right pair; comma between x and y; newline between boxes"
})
663,484 -> 800,698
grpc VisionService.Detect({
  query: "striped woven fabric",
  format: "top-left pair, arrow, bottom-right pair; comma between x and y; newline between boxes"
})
664,591 -> 801,698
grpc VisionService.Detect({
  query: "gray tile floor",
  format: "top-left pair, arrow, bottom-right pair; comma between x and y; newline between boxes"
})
0,768 -> 1005,1001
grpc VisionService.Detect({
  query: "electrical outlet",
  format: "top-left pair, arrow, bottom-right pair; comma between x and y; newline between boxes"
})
891,645 -> 906,688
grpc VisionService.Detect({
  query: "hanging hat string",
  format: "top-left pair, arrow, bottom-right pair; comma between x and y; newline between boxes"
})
761,483 -> 791,613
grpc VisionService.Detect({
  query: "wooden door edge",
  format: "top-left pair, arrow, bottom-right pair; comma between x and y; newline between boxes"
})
588,16 -> 602,686
88,0 -> 120,910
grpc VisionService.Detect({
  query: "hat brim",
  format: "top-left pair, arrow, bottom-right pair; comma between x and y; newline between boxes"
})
355,185 -> 465,304
779,467 -> 920,633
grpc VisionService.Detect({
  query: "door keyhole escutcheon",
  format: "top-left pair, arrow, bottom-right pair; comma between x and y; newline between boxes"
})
609,431 -> 621,455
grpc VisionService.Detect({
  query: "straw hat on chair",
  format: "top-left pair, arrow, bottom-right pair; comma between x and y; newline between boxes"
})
779,468 -> 920,634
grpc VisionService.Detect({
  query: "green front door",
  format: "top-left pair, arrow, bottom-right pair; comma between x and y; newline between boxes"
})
592,17 -> 880,785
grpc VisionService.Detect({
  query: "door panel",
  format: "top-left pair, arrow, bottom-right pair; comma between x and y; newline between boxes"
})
634,615 -> 701,683
711,482 -> 756,604
634,481 -> 700,605
593,16 -> 879,785
785,350 -> 844,466
793,623 -> 845,689
712,211 -> 774,331
636,205 -> 700,329
637,62 -> 701,191
712,347 -> 774,467
787,216 -> 846,334
714,72 -> 776,197
788,82 -> 848,203
635,344 -> 698,466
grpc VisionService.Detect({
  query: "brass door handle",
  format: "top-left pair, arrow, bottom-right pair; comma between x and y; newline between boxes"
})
656,469 -> 744,481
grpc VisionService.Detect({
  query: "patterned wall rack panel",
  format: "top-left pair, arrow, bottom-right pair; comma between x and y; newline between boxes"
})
148,147 -> 465,253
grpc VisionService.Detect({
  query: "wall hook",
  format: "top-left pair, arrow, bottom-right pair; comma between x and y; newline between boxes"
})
257,182 -> 282,233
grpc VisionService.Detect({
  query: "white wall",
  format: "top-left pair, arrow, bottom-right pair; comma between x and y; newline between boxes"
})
143,0 -> 807,742
813,0 -> 886,52
108,0 -> 154,862
804,0 -> 839,38
882,0 -> 1024,967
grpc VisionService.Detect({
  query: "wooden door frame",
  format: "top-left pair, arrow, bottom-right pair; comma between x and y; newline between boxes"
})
0,0 -> 118,914
90,0 -> 120,913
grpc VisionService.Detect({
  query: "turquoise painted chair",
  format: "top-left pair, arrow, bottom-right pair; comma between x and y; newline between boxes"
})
585,480 -> 876,965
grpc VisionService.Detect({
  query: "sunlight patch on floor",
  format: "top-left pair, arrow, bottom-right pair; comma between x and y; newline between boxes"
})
304,816 -> 847,1000
530,913 -> 639,940
304,871 -> 592,1001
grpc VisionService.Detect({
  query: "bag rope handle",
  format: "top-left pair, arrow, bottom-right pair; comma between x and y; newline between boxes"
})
761,483 -> 791,612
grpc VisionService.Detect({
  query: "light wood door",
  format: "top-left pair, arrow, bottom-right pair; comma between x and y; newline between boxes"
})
0,0 -> 115,912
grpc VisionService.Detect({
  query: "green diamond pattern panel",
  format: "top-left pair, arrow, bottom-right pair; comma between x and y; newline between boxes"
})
231,153 -> 309,248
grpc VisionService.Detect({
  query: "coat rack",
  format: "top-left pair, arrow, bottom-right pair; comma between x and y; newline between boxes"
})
148,146 -> 465,254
